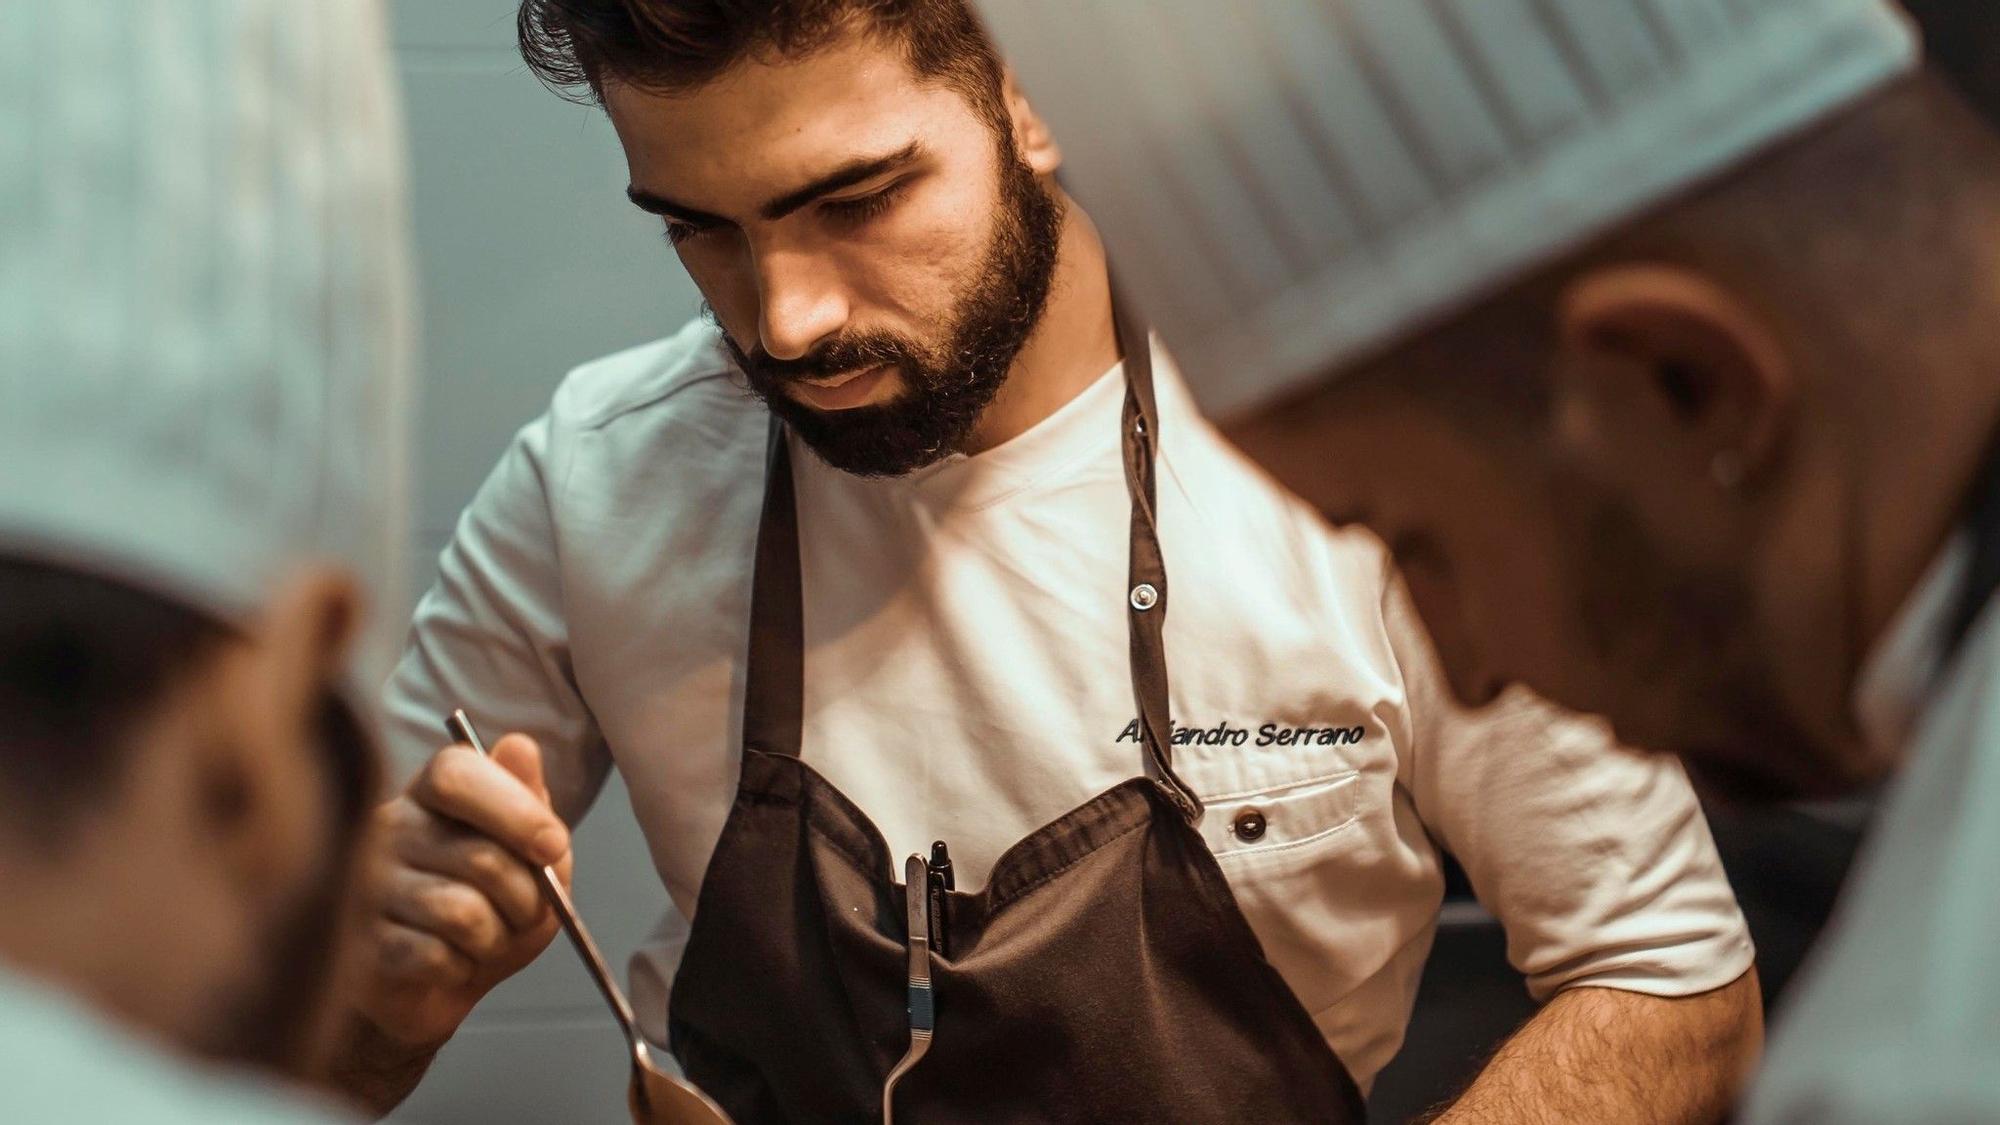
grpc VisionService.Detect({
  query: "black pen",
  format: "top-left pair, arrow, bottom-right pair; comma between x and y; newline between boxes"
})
925,839 -> 953,957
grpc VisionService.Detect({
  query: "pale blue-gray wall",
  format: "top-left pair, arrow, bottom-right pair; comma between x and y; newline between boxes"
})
387,3 -> 702,1122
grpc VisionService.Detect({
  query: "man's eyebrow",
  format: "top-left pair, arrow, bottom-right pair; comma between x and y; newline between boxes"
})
624,187 -> 728,227
756,141 -> 924,221
623,141 -> 926,227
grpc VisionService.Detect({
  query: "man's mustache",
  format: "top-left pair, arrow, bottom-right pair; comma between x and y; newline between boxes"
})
730,334 -> 912,385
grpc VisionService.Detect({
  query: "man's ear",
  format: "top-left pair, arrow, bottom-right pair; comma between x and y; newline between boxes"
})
183,566 -> 365,897
1554,264 -> 1795,491
1000,66 -> 1063,177
254,567 -> 365,728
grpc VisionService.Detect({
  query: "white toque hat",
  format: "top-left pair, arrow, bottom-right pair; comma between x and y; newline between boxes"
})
0,0 -> 416,690
978,0 -> 1920,419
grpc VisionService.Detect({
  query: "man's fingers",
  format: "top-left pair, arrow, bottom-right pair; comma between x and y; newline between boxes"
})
382,867 -> 517,963
372,918 -> 477,989
388,816 -> 549,931
410,744 -> 569,866
489,733 -> 552,804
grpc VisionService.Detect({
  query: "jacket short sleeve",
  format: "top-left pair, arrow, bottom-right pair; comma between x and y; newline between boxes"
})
382,408 -> 612,825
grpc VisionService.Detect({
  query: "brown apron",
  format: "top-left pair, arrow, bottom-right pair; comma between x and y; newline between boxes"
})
666,300 -> 1367,1123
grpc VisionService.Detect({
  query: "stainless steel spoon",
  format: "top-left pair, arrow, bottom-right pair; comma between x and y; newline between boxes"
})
444,710 -> 732,1125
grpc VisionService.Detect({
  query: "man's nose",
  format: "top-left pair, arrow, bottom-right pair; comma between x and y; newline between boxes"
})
754,245 -> 849,362
1429,618 -> 1506,709
1400,578 -> 1506,709
1442,657 -> 1507,710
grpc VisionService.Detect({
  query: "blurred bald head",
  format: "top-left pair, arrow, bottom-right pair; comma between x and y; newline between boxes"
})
0,0 -> 411,1081
983,0 -> 2000,801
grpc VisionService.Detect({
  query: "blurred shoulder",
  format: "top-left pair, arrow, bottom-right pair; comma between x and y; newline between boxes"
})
0,970 -> 356,1124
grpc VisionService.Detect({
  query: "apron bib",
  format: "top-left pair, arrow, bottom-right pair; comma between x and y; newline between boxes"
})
666,299 -> 1366,1123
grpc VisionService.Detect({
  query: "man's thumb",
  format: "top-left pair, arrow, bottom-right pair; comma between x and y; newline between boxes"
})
490,732 -> 553,806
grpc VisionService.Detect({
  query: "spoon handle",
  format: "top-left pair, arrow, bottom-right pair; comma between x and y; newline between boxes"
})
445,709 -> 641,1040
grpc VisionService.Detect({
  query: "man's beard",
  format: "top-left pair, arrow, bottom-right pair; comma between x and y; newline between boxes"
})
196,692 -> 376,1079
199,856 -> 357,1076
725,148 -> 1066,478
1571,486 -> 1847,804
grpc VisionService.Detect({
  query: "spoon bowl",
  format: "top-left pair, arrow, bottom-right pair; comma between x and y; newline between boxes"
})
628,1039 -> 733,1125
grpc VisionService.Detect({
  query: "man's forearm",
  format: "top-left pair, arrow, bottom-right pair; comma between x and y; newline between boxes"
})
1423,970 -> 1763,1125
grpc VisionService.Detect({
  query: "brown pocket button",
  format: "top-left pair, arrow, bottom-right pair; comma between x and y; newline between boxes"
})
1232,809 -> 1268,842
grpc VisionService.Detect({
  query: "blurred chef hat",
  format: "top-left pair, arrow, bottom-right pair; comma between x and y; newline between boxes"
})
978,0 -> 1919,419
0,0 -> 415,690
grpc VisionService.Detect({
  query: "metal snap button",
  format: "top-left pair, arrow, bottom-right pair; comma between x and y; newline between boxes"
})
1232,809 -> 1268,842
1129,582 -> 1159,611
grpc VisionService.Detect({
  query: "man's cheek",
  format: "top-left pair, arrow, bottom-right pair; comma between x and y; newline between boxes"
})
681,249 -> 759,331
1448,548 -> 1581,702
868,221 -> 984,305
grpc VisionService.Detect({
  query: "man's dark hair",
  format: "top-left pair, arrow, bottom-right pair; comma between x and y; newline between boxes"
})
518,0 -> 1008,128
0,556 -> 225,844
0,554 -> 378,856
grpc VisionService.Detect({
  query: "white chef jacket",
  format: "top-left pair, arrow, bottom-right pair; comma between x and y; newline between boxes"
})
0,964 -> 354,1124
385,320 -> 1753,1089
1741,535 -> 2000,1122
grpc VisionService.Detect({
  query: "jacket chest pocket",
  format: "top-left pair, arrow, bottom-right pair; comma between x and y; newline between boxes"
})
1188,759 -> 1364,873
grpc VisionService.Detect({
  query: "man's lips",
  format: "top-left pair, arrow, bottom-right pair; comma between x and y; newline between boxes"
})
784,363 -> 897,411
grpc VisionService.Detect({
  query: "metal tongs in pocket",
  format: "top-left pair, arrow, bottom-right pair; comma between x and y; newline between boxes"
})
881,853 -> 937,1124
443,710 -> 732,1125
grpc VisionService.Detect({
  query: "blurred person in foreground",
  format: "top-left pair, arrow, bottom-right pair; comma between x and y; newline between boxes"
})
980,0 -> 2000,1118
0,1 -> 413,1120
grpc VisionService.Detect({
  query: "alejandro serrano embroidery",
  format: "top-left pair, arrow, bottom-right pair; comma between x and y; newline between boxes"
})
1116,719 -> 1367,748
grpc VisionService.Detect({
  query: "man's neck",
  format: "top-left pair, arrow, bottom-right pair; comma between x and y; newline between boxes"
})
1853,365 -> 2000,657
960,195 -> 1121,455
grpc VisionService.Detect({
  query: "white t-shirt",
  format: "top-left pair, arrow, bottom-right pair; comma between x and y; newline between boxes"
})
0,964 -> 355,1124
386,320 -> 1753,1089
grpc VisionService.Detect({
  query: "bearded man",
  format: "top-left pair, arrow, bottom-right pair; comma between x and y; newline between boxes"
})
336,3 -> 1761,1121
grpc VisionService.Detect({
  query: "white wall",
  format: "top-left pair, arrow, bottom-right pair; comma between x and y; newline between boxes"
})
386,4 -> 704,1122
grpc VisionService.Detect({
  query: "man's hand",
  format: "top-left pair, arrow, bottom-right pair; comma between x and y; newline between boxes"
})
332,733 -> 573,1112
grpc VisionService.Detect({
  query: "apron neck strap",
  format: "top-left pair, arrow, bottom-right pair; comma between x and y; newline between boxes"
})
743,420 -> 806,758
739,282 -> 1204,822
1114,286 -> 1203,821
